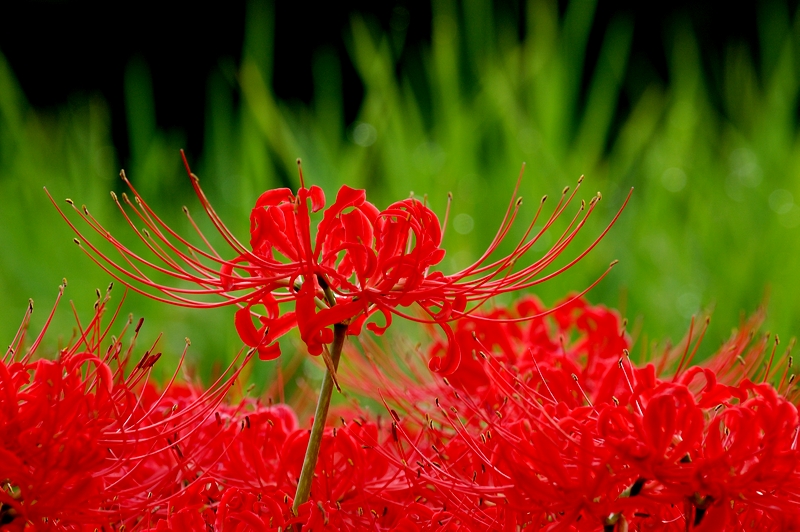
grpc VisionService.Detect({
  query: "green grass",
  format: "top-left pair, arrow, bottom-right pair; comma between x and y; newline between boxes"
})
2,0 -> 800,389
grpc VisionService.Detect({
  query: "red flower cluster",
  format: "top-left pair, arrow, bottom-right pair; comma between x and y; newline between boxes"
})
38,157 -> 800,530
4,290 -> 800,530
348,297 -> 800,530
1,288 -> 252,531
50,153 -> 628,374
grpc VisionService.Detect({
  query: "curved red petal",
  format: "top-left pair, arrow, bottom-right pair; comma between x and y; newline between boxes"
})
427,322 -> 461,375
254,188 -> 294,209
308,185 -> 326,213
365,307 -> 392,335
257,342 -> 282,361
234,306 -> 265,348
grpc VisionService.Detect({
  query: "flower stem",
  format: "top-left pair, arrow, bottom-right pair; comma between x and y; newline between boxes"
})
292,321 -> 347,514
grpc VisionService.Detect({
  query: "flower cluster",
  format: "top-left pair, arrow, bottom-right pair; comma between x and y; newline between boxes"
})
4,289 -> 799,530
0,287 -> 252,531
34,158 -> 800,530
50,153 -> 628,374
347,297 -> 800,530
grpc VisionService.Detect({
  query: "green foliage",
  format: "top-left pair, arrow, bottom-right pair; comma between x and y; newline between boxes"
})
3,0 -> 800,385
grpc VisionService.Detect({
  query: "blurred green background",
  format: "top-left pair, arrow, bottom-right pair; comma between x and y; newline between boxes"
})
2,0 -> 800,387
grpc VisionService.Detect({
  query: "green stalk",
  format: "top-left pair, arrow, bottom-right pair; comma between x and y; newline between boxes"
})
292,284 -> 347,514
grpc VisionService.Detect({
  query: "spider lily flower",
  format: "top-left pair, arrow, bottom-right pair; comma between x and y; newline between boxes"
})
49,152 -> 630,374
1,285 -> 252,530
343,298 -> 800,530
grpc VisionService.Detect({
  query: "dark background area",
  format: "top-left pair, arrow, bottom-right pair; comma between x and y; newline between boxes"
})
3,0 -> 800,375
0,0 -> 781,169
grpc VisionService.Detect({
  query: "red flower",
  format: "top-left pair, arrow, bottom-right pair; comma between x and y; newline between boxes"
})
51,154 -> 629,374
1,287 -> 252,530
343,297 -> 800,530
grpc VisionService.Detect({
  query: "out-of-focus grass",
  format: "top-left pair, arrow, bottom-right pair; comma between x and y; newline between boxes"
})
2,0 -> 800,389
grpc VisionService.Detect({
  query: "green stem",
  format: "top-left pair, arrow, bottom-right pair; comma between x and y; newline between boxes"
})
292,321 -> 347,514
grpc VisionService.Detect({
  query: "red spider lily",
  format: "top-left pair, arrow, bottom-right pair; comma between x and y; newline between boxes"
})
138,401 -> 465,531
1,286 -> 252,530
49,153 -> 630,374
7,283 -> 799,530
341,297 -> 800,531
